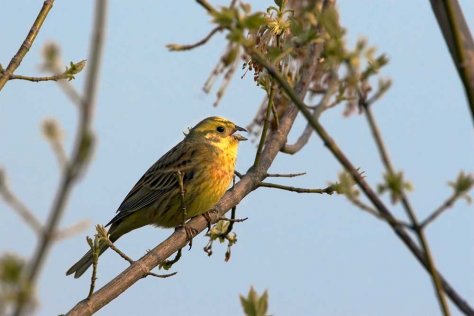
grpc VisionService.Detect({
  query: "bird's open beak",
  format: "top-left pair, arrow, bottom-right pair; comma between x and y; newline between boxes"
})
233,125 -> 248,141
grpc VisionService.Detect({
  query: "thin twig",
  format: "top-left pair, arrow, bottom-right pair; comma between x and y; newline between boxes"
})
362,102 -> 450,316
347,195 -> 412,229
8,73 -> 71,82
0,175 -> 43,234
259,182 -> 336,194
281,79 -> 338,155
0,0 -> 55,91
254,84 -> 274,165
196,0 -> 216,14
147,271 -> 177,278
218,214 -> 248,223
58,80 -> 83,106
167,27 -> 222,51
420,192 -> 463,228
53,220 -> 90,241
47,138 -> 68,169
88,237 -> 100,299
103,234 -> 176,278
265,172 -> 306,178
103,239 -> 133,265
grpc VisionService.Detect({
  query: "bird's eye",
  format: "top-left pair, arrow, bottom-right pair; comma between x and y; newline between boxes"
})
216,126 -> 225,133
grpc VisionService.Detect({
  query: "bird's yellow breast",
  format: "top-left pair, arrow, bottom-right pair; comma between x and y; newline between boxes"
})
152,138 -> 239,228
186,139 -> 238,216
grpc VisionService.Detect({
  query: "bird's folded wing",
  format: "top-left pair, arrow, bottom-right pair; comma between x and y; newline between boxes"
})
108,140 -> 204,225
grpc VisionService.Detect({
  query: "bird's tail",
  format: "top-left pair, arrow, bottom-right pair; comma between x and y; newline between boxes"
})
66,240 -> 110,279
66,214 -> 147,278
66,224 -> 125,279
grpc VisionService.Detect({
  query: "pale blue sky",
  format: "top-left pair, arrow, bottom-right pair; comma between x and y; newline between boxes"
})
1,1 -> 473,315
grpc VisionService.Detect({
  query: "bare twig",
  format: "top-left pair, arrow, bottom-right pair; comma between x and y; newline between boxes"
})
103,238 -> 133,265
420,192 -> 464,228
53,220 -> 91,241
0,0 -> 55,91
167,27 -> 222,51
347,195 -> 412,229
87,236 -> 100,299
250,49 -> 472,315
49,139 -> 68,168
196,0 -> 216,14
42,118 -> 68,168
258,182 -> 336,194
0,170 -> 89,241
97,227 -> 177,278
58,81 -> 83,106
0,172 -> 43,234
218,216 -> 247,223
8,73 -> 71,82
265,172 -> 306,178
254,84 -> 275,165
362,101 -> 450,316
281,79 -> 338,155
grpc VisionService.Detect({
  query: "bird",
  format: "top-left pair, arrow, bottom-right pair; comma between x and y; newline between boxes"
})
66,116 -> 247,278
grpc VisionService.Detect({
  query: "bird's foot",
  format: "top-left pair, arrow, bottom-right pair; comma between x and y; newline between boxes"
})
175,224 -> 198,250
202,208 -> 218,232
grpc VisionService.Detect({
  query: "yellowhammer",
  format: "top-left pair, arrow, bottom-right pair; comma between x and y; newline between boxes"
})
66,116 -> 247,278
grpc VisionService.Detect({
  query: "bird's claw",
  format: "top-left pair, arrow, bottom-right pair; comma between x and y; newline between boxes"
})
202,212 -> 213,232
176,225 -> 198,250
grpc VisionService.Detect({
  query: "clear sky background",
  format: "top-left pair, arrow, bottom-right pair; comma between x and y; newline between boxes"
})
1,1 -> 473,315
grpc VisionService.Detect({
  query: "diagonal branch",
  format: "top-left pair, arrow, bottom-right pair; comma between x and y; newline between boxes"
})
167,26 -> 223,51
0,172 -> 43,235
250,50 -> 473,316
362,102 -> 450,315
0,0 -> 55,92
8,73 -> 71,82
281,79 -> 338,154
258,182 -> 336,194
420,191 -> 465,228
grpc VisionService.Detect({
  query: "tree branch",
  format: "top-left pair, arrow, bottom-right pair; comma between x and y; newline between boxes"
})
196,0 -> 217,14
281,79 -> 337,154
265,172 -> 306,178
8,73 -> 71,82
258,182 -> 336,194
0,171 -> 43,235
250,50 -> 473,315
420,191 -> 465,228
0,0 -> 55,92
167,26 -> 222,51
362,102 -> 450,316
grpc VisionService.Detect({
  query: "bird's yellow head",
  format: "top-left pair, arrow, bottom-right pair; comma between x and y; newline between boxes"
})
188,116 -> 247,150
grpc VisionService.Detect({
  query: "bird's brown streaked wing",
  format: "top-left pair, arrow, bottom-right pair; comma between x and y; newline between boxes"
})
105,140 -> 201,226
